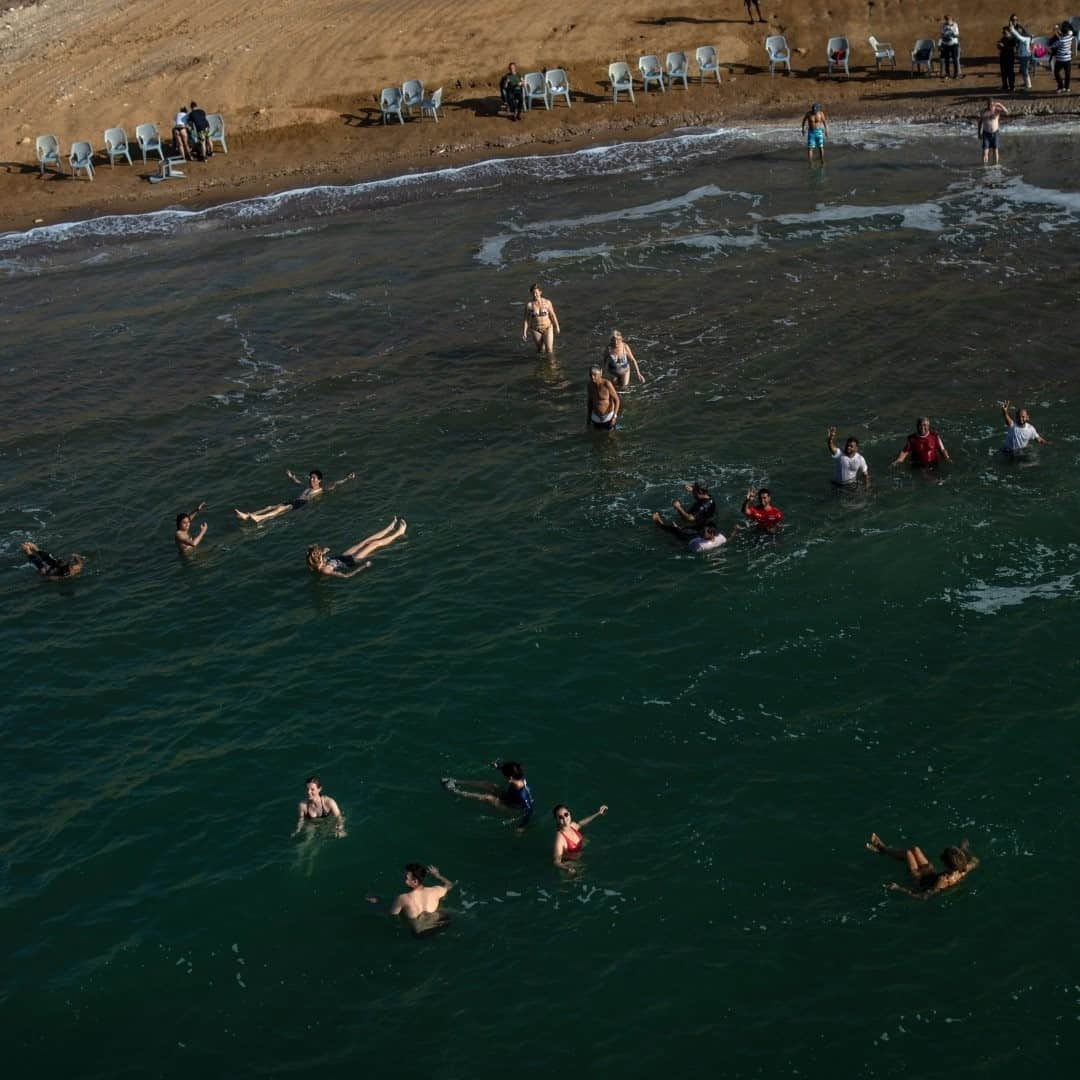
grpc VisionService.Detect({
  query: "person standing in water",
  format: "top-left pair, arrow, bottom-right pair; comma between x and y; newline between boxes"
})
1000,400 -> 1050,453
742,487 -> 784,530
294,775 -> 345,837
801,102 -> 828,163
587,364 -> 621,431
442,760 -> 535,828
827,427 -> 870,488
604,330 -> 645,388
20,542 -> 84,579
978,99 -> 1009,165
306,517 -> 407,579
368,864 -> 455,934
553,803 -> 608,872
174,501 -> 208,553
234,468 -> 355,524
866,833 -> 978,899
891,417 -> 953,467
522,283 -> 561,355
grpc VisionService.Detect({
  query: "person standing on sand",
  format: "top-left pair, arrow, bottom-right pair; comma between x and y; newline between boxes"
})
586,364 -> 620,431
939,15 -> 960,80
175,501 -> 208,553
522,283 -> 560,355
500,62 -> 524,121
998,26 -> 1017,92
978,99 -> 1009,165
744,0 -> 764,24
801,103 -> 828,164
1009,16 -> 1033,90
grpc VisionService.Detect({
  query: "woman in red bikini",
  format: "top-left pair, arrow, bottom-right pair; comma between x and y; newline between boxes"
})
552,802 -> 608,872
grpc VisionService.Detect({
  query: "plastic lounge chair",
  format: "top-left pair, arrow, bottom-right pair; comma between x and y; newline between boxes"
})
207,113 -> 227,153
545,68 -> 571,107
665,51 -> 689,90
608,61 -> 635,103
827,36 -> 850,76
765,35 -> 791,76
638,55 -> 665,92
420,87 -> 443,122
696,45 -> 721,85
380,87 -> 405,124
402,79 -> 424,116
1030,36 -> 1052,74
135,122 -> 165,163
68,140 -> 95,180
523,71 -> 548,110
103,127 -> 132,167
35,134 -> 62,175
910,38 -> 935,75
868,35 -> 896,70
148,156 -> 187,183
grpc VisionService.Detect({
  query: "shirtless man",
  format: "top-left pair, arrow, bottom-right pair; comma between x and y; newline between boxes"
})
801,102 -> 828,164
294,775 -> 344,837
522,283 -> 561,355
978,99 -> 1008,164
368,864 -> 455,934
234,467 -> 355,523
174,501 -> 208,553
587,364 -> 621,431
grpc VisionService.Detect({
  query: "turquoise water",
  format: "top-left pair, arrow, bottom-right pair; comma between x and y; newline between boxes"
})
3,123 -> 1079,1077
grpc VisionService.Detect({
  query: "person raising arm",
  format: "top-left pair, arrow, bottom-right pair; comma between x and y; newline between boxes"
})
175,501 -> 208,552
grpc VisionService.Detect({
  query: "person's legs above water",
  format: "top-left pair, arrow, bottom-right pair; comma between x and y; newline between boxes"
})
867,833 -> 910,862
234,502 -> 293,523
343,518 -> 407,560
542,325 -> 555,354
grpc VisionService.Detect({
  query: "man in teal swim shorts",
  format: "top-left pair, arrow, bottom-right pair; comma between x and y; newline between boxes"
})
801,102 -> 828,163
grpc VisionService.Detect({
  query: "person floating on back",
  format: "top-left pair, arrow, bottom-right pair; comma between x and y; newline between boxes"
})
801,102 -> 828,164
866,833 -> 978,899
20,542 -> 84,579
891,417 -> 953,468
827,427 -> 870,488
234,467 -> 355,523
442,759 -> 535,829
307,517 -> 407,579
1000,399 -> 1050,454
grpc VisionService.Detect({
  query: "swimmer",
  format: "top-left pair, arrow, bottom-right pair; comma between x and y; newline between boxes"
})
1000,399 -> 1050,454
234,468 -> 356,524
827,427 -> 870,488
522,283 -> 561,355
604,330 -> 645,388
552,802 -> 608,873
442,760 -> 535,829
801,102 -> 828,164
367,863 -> 455,935
174,501 -> 208,553
294,775 -> 345,837
891,417 -> 953,467
866,833 -> 978,899
307,517 -> 406,578
20,542 -> 84,579
742,486 -> 784,529
587,364 -> 621,431
652,480 -> 715,534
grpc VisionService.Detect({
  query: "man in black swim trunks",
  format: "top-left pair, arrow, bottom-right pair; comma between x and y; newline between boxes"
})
234,467 -> 355,523
651,480 -> 715,536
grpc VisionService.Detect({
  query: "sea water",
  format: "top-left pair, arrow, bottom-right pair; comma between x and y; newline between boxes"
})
2,121 -> 1078,1078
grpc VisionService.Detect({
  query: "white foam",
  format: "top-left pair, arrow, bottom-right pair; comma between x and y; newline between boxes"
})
949,573 -> 1078,614
772,201 -> 944,232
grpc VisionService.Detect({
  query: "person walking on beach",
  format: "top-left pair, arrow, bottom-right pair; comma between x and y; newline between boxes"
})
500,62 -> 524,121
175,500 -> 208,553
827,427 -> 870,488
587,364 -> 620,431
1049,22 -> 1074,92
1009,16 -> 1033,90
939,15 -> 961,79
801,103 -> 828,164
742,486 -> 783,529
552,803 -> 608,872
978,99 -> 1009,164
522,283 -> 560,355
744,0 -> 764,24
307,517 -> 407,578
442,760 -> 535,829
367,864 -> 455,934
604,330 -> 645,387
998,26 -> 1017,92
294,775 -> 345,837
20,542 -> 84,579
1000,400 -> 1050,453
234,467 -> 355,524
866,833 -> 978,899
891,417 -> 953,467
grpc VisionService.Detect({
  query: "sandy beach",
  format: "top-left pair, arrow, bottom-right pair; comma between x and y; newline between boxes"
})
1,0 -> 1076,233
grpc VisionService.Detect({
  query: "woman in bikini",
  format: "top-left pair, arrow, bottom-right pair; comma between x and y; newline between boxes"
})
552,802 -> 608,872
294,775 -> 345,836
866,832 -> 978,899
521,283 -> 561,355
604,330 -> 645,388
307,518 -> 407,579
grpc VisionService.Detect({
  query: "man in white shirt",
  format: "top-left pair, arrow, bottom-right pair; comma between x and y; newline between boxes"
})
827,426 -> 870,487
1000,400 -> 1050,453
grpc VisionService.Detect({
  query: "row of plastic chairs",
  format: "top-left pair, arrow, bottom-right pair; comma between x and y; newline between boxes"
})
517,69 -> 572,111
608,48 -> 720,102
380,80 -> 443,123
35,118 -> 227,178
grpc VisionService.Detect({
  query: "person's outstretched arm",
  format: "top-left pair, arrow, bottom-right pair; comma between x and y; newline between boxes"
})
426,865 -> 454,894
578,805 -> 609,829
1000,400 -> 1014,427
184,523 -> 209,548
891,443 -> 910,466
286,468 -> 305,485
336,561 -> 373,579
886,882 -> 930,900
325,472 -> 357,492
827,426 -> 839,455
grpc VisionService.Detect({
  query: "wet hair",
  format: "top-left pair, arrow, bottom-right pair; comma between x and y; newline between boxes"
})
405,862 -> 427,883
611,328 -> 623,340
552,803 -> 570,819
692,480 -> 710,495
176,513 -> 189,530
309,469 -> 324,481
845,436 -> 859,448
306,545 -> 324,570
530,282 -> 541,293
941,846 -> 969,872
589,363 -> 603,375
758,487 -> 771,498
500,761 -> 525,780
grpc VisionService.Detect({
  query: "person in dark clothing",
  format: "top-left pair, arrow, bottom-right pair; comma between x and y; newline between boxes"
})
651,480 -> 716,536
998,26 -> 1017,90
500,63 -> 524,121
187,101 -> 212,158
20,542 -> 84,579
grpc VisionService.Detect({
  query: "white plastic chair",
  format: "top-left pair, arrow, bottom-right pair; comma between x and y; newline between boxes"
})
135,122 -> 164,162
420,87 -> 443,122
608,62 -> 635,103
545,68 -> 571,107
911,39 -> 935,75
765,35 -> 792,76
1030,36 -> 1053,74
638,55 -> 666,92
380,87 -> 405,124
207,113 -> 227,153
523,71 -> 548,110
102,127 -> 132,167
35,134 -> 62,175
68,140 -> 94,180
148,156 -> 187,184
665,51 -> 689,89
827,37 -> 850,75
695,45 -> 721,85
868,35 -> 896,70
402,79 -> 424,116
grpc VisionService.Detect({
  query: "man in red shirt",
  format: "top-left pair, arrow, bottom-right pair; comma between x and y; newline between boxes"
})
891,417 -> 953,467
742,486 -> 783,529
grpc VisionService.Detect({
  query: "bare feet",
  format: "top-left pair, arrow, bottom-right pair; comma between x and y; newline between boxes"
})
397,519 -> 407,536
651,511 -> 663,525
234,509 -> 250,521
866,832 -> 885,853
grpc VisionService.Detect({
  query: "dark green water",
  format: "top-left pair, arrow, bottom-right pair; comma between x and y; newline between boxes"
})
3,124 -> 1078,1078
